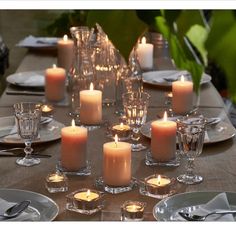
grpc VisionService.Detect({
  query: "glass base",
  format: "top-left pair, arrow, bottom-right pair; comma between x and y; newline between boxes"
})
95,177 -> 137,194
75,120 -> 107,131
131,143 -> 147,152
66,202 -> 104,215
177,174 -> 203,185
16,156 -> 40,167
139,178 -> 176,199
145,150 -> 180,167
57,161 -> 91,176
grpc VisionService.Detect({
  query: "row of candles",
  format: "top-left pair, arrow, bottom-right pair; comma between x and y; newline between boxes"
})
43,34 -> 193,220
56,34 -> 154,72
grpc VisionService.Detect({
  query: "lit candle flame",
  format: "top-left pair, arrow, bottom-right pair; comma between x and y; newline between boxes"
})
86,189 -> 91,198
157,175 -> 161,186
163,111 -> 168,121
63,34 -> 68,41
120,123 -> 124,129
71,119 -> 75,127
141,36 -> 146,44
180,75 -> 185,82
52,64 -> 57,68
115,134 -> 118,147
89,83 -> 94,91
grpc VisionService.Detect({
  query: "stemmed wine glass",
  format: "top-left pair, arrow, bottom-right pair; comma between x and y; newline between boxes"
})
14,102 -> 42,167
176,114 -> 206,184
122,91 -> 150,152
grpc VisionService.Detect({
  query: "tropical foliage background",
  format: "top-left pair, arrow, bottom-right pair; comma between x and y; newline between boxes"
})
46,10 -> 236,102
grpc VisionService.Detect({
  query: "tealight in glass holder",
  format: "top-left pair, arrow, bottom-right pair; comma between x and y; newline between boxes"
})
139,174 -> 175,199
45,171 -> 68,193
110,122 -> 131,141
66,188 -> 104,215
121,200 -> 146,221
41,104 -> 54,117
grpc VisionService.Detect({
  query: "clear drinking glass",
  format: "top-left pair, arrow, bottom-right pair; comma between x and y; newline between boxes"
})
14,102 -> 42,167
176,115 -> 206,184
122,91 -> 150,152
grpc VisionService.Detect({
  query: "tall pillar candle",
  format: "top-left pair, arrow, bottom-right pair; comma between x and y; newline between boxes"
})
136,37 -> 154,70
172,75 -> 193,115
61,120 -> 87,171
79,83 -> 102,125
57,34 -> 74,71
45,64 -> 66,102
151,112 -> 177,162
103,135 -> 131,186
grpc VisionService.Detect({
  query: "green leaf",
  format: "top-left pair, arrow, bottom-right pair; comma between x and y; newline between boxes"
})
155,15 -> 204,93
86,10 -> 147,62
186,24 -> 208,66
206,10 -> 236,103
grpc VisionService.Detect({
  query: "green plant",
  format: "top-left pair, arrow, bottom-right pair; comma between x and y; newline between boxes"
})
46,10 -> 236,103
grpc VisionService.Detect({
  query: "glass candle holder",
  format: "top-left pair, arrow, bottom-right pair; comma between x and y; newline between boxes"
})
143,174 -> 174,199
45,171 -> 68,193
111,123 -> 131,141
66,188 -> 104,215
121,200 -> 146,221
41,104 -> 54,117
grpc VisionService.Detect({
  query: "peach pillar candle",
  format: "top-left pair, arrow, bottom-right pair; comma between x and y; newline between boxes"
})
45,64 -> 66,102
172,75 -> 193,115
103,135 -> 131,186
151,112 -> 177,162
61,119 -> 87,171
80,83 -> 102,125
57,34 -> 74,71
136,37 -> 153,70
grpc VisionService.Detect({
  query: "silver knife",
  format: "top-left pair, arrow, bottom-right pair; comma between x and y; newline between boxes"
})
6,90 -> 45,96
0,152 -> 51,158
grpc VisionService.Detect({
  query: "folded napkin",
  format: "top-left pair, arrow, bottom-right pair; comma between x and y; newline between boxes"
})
0,198 -> 39,221
143,70 -> 189,83
17,74 -> 45,87
16,35 -> 58,48
177,192 -> 235,221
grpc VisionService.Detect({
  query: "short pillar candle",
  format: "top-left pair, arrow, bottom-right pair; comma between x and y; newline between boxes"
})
61,119 -> 87,171
136,36 -> 154,70
103,135 -> 131,186
79,83 -> 102,125
57,34 -> 74,71
151,112 -> 177,162
172,75 -> 193,115
45,64 -> 66,102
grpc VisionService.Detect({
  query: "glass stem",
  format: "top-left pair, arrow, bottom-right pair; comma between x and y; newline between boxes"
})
186,157 -> 195,177
131,127 -> 141,144
24,140 -> 33,159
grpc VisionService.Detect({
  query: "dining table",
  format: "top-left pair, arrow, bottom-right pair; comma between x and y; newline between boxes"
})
0,48 -> 236,222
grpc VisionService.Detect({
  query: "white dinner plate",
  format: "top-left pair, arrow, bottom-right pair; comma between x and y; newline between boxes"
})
0,188 -> 59,221
0,116 -> 65,144
6,70 -> 45,88
153,191 -> 236,221
142,70 -> 211,87
140,120 -> 236,144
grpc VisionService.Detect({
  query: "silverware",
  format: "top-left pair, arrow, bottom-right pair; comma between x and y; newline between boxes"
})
163,77 -> 178,82
6,90 -> 44,96
0,151 -> 51,158
178,210 -> 236,221
0,200 -> 31,218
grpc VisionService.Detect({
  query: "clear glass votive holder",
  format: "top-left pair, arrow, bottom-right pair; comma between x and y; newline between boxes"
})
66,188 -> 104,215
110,123 -> 131,141
140,174 -> 175,199
41,104 -> 54,117
45,171 -> 68,193
121,200 -> 146,221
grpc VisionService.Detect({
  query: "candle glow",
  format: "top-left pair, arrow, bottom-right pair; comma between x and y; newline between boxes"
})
180,75 -> 185,82
63,34 -> 68,41
141,36 -> 146,44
